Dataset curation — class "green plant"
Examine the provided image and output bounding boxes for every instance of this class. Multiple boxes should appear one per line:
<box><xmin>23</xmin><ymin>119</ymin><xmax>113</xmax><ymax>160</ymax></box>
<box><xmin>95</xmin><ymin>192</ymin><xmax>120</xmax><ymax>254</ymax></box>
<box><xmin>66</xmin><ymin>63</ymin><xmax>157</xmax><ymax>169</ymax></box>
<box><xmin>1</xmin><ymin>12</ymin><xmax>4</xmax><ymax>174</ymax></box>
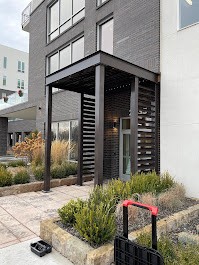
<box><xmin>58</xmin><ymin>199</ymin><xmax>86</xmax><ymax>225</ymax></box>
<box><xmin>64</xmin><ymin>162</ymin><xmax>78</xmax><ymax>176</ymax></box>
<box><xmin>8</xmin><ymin>160</ymin><xmax>26</xmax><ymax>167</ymax></box>
<box><xmin>51</xmin><ymin>164</ymin><xmax>66</xmax><ymax>179</ymax></box>
<box><xmin>0</xmin><ymin>163</ymin><xmax>7</xmax><ymax>169</ymax></box>
<box><xmin>0</xmin><ymin>166</ymin><xmax>13</xmax><ymax>187</ymax></box>
<box><xmin>75</xmin><ymin>201</ymin><xmax>116</xmax><ymax>246</ymax></box>
<box><xmin>32</xmin><ymin>165</ymin><xmax>44</xmax><ymax>181</ymax></box>
<box><xmin>13</xmin><ymin>170</ymin><xmax>30</xmax><ymax>184</ymax></box>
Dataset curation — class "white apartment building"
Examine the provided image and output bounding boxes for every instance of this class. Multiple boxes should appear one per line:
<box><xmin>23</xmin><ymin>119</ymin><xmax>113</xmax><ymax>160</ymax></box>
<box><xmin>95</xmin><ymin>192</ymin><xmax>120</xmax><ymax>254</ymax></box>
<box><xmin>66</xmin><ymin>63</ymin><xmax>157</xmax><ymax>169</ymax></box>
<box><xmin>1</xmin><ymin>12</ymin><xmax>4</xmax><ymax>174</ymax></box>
<box><xmin>161</xmin><ymin>0</ymin><xmax>199</xmax><ymax>198</ymax></box>
<box><xmin>0</xmin><ymin>44</ymin><xmax>29</xmax><ymax>99</ymax></box>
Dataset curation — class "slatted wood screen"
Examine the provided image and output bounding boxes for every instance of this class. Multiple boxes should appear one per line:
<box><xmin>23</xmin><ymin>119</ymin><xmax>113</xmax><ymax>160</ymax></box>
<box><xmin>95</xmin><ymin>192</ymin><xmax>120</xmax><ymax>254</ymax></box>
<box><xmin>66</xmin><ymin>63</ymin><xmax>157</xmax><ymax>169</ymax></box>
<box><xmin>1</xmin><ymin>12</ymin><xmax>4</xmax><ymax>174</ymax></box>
<box><xmin>137</xmin><ymin>84</ymin><xmax>158</xmax><ymax>172</ymax></box>
<box><xmin>82</xmin><ymin>94</ymin><xmax>95</xmax><ymax>176</ymax></box>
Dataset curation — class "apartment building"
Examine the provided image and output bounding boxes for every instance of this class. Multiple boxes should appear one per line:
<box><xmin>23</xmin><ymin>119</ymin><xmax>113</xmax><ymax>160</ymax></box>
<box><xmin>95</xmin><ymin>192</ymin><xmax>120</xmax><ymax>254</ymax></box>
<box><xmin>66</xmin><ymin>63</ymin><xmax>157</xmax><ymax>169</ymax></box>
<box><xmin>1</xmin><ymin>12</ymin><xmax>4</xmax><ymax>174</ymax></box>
<box><xmin>3</xmin><ymin>0</ymin><xmax>198</xmax><ymax>197</ymax></box>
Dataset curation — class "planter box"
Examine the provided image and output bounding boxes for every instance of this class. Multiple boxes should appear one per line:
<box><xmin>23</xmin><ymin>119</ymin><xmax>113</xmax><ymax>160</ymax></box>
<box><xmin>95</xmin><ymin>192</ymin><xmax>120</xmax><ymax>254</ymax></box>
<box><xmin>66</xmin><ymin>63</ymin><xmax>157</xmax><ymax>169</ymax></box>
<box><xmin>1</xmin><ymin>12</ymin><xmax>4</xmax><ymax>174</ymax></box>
<box><xmin>0</xmin><ymin>175</ymin><xmax>93</xmax><ymax>197</ymax></box>
<box><xmin>40</xmin><ymin>204</ymin><xmax>199</xmax><ymax>265</ymax></box>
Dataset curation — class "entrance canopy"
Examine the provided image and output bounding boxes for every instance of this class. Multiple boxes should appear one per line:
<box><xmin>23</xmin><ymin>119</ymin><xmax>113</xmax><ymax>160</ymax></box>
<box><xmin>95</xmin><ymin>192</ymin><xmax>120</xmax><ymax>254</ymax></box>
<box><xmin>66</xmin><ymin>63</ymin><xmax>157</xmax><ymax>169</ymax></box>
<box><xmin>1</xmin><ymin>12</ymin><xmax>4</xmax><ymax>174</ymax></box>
<box><xmin>44</xmin><ymin>51</ymin><xmax>160</xmax><ymax>191</ymax></box>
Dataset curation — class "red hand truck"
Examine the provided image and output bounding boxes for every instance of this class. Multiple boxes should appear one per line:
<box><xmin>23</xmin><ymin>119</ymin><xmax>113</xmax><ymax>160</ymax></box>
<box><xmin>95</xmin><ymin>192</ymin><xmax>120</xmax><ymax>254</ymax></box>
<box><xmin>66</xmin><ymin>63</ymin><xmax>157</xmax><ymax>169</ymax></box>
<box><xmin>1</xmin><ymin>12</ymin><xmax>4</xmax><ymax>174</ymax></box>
<box><xmin>114</xmin><ymin>200</ymin><xmax>164</xmax><ymax>265</ymax></box>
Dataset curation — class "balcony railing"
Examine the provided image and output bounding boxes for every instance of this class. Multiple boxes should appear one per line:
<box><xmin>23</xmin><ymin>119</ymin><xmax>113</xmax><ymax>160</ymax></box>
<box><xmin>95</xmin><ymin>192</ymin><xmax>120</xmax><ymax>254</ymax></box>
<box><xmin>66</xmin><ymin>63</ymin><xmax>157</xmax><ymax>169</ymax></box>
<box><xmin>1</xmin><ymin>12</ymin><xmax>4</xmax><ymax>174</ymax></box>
<box><xmin>0</xmin><ymin>89</ymin><xmax>28</xmax><ymax>111</ymax></box>
<box><xmin>21</xmin><ymin>2</ymin><xmax>32</xmax><ymax>28</ymax></box>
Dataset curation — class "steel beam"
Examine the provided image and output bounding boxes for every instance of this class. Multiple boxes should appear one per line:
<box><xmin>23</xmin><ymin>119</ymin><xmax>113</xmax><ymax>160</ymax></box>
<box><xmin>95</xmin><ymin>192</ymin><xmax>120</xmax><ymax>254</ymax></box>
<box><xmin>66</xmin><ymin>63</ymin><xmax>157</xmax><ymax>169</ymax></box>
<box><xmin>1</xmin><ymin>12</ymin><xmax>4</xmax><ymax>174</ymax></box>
<box><xmin>94</xmin><ymin>65</ymin><xmax>105</xmax><ymax>186</ymax></box>
<box><xmin>44</xmin><ymin>85</ymin><xmax>52</xmax><ymax>192</ymax></box>
<box><xmin>77</xmin><ymin>93</ymin><xmax>83</xmax><ymax>186</ymax></box>
<box><xmin>130</xmin><ymin>77</ymin><xmax>139</xmax><ymax>175</ymax></box>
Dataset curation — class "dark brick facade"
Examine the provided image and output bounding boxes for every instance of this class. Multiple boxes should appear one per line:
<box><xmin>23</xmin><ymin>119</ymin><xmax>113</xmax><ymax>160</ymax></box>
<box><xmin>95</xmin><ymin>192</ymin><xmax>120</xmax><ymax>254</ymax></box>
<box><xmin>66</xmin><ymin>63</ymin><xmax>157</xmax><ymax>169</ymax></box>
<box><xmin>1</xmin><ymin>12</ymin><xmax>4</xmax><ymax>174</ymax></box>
<box><xmin>0</xmin><ymin>117</ymin><xmax>8</xmax><ymax>155</ymax></box>
<box><xmin>104</xmin><ymin>87</ymin><xmax>130</xmax><ymax>179</ymax></box>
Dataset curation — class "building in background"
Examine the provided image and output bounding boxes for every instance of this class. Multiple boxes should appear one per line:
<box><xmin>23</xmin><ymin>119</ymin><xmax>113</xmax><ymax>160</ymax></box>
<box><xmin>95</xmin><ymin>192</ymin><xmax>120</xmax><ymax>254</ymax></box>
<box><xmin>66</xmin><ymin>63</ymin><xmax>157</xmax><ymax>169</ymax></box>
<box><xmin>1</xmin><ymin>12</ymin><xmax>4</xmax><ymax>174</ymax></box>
<box><xmin>161</xmin><ymin>0</ymin><xmax>199</xmax><ymax>197</ymax></box>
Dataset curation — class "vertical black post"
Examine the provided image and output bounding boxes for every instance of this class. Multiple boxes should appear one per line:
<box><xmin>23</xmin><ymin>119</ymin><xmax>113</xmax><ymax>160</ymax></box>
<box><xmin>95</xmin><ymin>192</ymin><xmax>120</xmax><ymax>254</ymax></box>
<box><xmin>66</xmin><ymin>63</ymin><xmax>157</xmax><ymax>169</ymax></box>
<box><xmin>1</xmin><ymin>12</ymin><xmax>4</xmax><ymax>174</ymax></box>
<box><xmin>123</xmin><ymin>206</ymin><xmax>128</xmax><ymax>238</ymax></box>
<box><xmin>77</xmin><ymin>93</ymin><xmax>83</xmax><ymax>186</ymax></box>
<box><xmin>155</xmin><ymin>84</ymin><xmax>160</xmax><ymax>174</ymax></box>
<box><xmin>44</xmin><ymin>85</ymin><xmax>52</xmax><ymax>192</ymax></box>
<box><xmin>94</xmin><ymin>65</ymin><xmax>105</xmax><ymax>186</ymax></box>
<box><xmin>152</xmin><ymin>215</ymin><xmax>157</xmax><ymax>250</ymax></box>
<box><xmin>130</xmin><ymin>77</ymin><xmax>139</xmax><ymax>175</ymax></box>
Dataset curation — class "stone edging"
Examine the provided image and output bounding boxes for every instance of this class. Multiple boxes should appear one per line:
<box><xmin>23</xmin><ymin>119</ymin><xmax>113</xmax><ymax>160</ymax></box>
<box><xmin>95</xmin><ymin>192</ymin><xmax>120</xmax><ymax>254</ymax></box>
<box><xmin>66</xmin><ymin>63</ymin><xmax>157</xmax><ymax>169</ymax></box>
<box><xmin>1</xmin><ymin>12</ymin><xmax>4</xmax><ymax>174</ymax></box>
<box><xmin>0</xmin><ymin>175</ymin><xmax>93</xmax><ymax>197</ymax></box>
<box><xmin>40</xmin><ymin>204</ymin><xmax>199</xmax><ymax>265</ymax></box>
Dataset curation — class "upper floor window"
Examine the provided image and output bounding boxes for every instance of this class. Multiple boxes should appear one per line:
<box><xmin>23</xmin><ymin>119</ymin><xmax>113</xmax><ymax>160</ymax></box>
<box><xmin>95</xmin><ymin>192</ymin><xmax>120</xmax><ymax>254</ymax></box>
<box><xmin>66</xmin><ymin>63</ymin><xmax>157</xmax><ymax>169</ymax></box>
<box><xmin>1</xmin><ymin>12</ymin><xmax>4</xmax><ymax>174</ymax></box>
<box><xmin>98</xmin><ymin>18</ymin><xmax>114</xmax><ymax>54</ymax></box>
<box><xmin>18</xmin><ymin>61</ymin><xmax>25</xmax><ymax>72</ymax></box>
<box><xmin>48</xmin><ymin>0</ymin><xmax>85</xmax><ymax>42</ymax></box>
<box><xmin>97</xmin><ymin>0</ymin><xmax>108</xmax><ymax>6</ymax></box>
<box><xmin>3</xmin><ymin>76</ymin><xmax>6</xmax><ymax>86</ymax></box>
<box><xmin>48</xmin><ymin>36</ymin><xmax>84</xmax><ymax>74</ymax></box>
<box><xmin>3</xmin><ymin>57</ymin><xmax>7</xmax><ymax>69</ymax></box>
<box><xmin>179</xmin><ymin>0</ymin><xmax>199</xmax><ymax>29</ymax></box>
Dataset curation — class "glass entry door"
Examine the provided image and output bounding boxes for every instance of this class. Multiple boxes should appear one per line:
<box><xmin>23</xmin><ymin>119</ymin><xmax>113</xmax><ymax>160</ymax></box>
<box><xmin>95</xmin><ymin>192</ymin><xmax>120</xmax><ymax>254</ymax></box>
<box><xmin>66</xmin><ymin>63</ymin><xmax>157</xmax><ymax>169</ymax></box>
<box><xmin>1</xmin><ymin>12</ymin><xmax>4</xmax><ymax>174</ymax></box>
<box><xmin>120</xmin><ymin>118</ymin><xmax>131</xmax><ymax>181</ymax></box>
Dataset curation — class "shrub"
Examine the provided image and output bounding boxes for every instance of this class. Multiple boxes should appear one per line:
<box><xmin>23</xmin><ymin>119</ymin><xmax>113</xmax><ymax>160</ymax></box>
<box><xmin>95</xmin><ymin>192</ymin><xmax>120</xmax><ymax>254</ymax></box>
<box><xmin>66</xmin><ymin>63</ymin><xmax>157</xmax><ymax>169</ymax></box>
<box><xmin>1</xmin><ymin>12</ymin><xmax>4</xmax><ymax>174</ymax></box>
<box><xmin>158</xmin><ymin>184</ymin><xmax>186</xmax><ymax>210</ymax></box>
<box><xmin>51</xmin><ymin>164</ymin><xmax>65</xmax><ymax>179</ymax></box>
<box><xmin>65</xmin><ymin>163</ymin><xmax>78</xmax><ymax>176</ymax></box>
<box><xmin>32</xmin><ymin>165</ymin><xmax>44</xmax><ymax>181</ymax></box>
<box><xmin>130</xmin><ymin>171</ymin><xmax>175</xmax><ymax>195</ymax></box>
<box><xmin>0</xmin><ymin>167</ymin><xmax>13</xmax><ymax>187</ymax></box>
<box><xmin>58</xmin><ymin>199</ymin><xmax>86</xmax><ymax>225</ymax></box>
<box><xmin>12</xmin><ymin>131</ymin><xmax>44</xmax><ymax>163</ymax></box>
<box><xmin>8</xmin><ymin>160</ymin><xmax>26</xmax><ymax>167</ymax></box>
<box><xmin>75</xmin><ymin>201</ymin><xmax>116</xmax><ymax>246</ymax></box>
<box><xmin>0</xmin><ymin>163</ymin><xmax>7</xmax><ymax>169</ymax></box>
<box><xmin>13</xmin><ymin>170</ymin><xmax>30</xmax><ymax>184</ymax></box>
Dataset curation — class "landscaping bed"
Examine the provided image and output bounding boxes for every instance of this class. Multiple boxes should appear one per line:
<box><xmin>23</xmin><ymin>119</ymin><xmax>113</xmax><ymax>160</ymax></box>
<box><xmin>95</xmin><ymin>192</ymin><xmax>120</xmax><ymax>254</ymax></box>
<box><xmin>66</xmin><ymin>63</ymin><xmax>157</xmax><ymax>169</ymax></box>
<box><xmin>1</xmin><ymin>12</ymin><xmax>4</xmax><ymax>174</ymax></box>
<box><xmin>40</xmin><ymin>171</ymin><xmax>199</xmax><ymax>265</ymax></box>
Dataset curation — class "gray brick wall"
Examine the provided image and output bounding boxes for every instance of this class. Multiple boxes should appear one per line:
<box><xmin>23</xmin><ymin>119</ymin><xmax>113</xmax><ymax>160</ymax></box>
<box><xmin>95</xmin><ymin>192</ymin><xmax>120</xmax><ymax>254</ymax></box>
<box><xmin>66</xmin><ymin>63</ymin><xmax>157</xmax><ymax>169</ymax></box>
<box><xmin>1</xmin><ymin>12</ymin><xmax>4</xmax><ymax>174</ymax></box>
<box><xmin>27</xmin><ymin>0</ymin><xmax>160</xmax><ymax>132</ymax></box>
<box><xmin>0</xmin><ymin>117</ymin><xmax>8</xmax><ymax>155</ymax></box>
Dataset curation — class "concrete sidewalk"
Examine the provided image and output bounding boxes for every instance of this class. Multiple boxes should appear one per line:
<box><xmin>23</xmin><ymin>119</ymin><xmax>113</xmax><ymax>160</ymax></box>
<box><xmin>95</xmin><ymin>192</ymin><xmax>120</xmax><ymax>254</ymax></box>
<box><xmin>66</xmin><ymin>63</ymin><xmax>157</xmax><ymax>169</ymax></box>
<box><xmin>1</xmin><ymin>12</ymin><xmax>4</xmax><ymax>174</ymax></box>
<box><xmin>0</xmin><ymin>181</ymin><xmax>93</xmax><ymax>249</ymax></box>
<box><xmin>0</xmin><ymin>238</ymin><xmax>74</xmax><ymax>265</ymax></box>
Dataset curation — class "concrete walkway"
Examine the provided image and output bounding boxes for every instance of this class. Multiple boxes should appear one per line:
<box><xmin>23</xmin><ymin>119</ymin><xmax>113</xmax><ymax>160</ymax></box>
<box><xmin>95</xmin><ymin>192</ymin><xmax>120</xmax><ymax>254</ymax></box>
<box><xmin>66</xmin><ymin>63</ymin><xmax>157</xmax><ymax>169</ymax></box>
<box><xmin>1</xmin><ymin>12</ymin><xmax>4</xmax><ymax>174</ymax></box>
<box><xmin>0</xmin><ymin>237</ymin><xmax>74</xmax><ymax>265</ymax></box>
<box><xmin>0</xmin><ymin>181</ymin><xmax>93</xmax><ymax>249</ymax></box>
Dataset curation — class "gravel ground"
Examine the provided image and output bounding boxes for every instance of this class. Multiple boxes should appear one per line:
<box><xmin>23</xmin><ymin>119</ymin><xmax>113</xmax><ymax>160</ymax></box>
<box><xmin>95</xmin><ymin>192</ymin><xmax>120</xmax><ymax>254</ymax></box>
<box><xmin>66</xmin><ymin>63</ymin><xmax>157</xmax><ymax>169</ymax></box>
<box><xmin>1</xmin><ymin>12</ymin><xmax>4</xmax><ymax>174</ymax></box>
<box><xmin>57</xmin><ymin>198</ymin><xmax>198</xmax><ymax>248</ymax></box>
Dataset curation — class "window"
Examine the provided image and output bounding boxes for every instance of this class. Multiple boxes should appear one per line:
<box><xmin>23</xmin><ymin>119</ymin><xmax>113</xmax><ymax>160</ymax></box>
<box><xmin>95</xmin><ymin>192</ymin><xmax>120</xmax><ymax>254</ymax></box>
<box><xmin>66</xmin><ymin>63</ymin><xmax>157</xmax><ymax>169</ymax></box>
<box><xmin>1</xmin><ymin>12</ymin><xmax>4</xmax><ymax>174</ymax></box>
<box><xmin>48</xmin><ymin>0</ymin><xmax>85</xmax><ymax>42</ymax></box>
<box><xmin>22</xmin><ymin>62</ymin><xmax>25</xmax><ymax>73</ymax></box>
<box><xmin>18</xmin><ymin>61</ymin><xmax>25</xmax><ymax>72</ymax></box>
<box><xmin>48</xmin><ymin>36</ymin><xmax>84</xmax><ymax>74</ymax></box>
<box><xmin>21</xmin><ymin>80</ymin><xmax>24</xmax><ymax>89</ymax></box>
<box><xmin>179</xmin><ymin>0</ymin><xmax>199</xmax><ymax>29</ymax></box>
<box><xmin>97</xmin><ymin>0</ymin><xmax>107</xmax><ymax>6</ymax></box>
<box><xmin>51</xmin><ymin>120</ymin><xmax>78</xmax><ymax>160</ymax></box>
<box><xmin>17</xmin><ymin>79</ymin><xmax>21</xmax><ymax>88</ymax></box>
<box><xmin>98</xmin><ymin>18</ymin><xmax>113</xmax><ymax>54</ymax></box>
<box><xmin>3</xmin><ymin>76</ymin><xmax>6</xmax><ymax>86</ymax></box>
<box><xmin>3</xmin><ymin>57</ymin><xmax>7</xmax><ymax>69</ymax></box>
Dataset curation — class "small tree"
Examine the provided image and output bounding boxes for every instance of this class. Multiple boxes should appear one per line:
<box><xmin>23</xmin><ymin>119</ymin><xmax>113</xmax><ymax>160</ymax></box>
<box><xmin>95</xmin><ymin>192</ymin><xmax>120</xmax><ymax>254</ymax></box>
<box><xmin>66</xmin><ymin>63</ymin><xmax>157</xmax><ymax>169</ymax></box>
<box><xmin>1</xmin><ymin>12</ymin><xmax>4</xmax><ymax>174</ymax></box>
<box><xmin>12</xmin><ymin>131</ymin><xmax>44</xmax><ymax>163</ymax></box>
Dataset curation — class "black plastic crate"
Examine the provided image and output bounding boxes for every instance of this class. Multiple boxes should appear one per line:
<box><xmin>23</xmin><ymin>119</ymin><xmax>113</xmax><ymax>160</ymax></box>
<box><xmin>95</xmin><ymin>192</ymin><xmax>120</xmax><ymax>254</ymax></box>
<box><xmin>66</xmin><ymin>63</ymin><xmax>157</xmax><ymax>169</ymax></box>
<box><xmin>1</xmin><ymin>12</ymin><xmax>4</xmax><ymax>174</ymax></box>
<box><xmin>114</xmin><ymin>200</ymin><xmax>164</xmax><ymax>265</ymax></box>
<box><xmin>115</xmin><ymin>236</ymin><xmax>164</xmax><ymax>265</ymax></box>
<box><xmin>30</xmin><ymin>240</ymin><xmax>52</xmax><ymax>257</ymax></box>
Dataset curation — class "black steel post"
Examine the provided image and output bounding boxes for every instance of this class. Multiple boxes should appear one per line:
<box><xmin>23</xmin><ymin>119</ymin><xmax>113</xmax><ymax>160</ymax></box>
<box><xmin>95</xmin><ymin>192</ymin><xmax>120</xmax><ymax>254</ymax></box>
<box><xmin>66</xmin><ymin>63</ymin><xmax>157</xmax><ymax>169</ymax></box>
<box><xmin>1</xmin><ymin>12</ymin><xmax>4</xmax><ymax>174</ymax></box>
<box><xmin>152</xmin><ymin>215</ymin><xmax>157</xmax><ymax>250</ymax></box>
<box><xmin>77</xmin><ymin>93</ymin><xmax>83</xmax><ymax>186</ymax></box>
<box><xmin>94</xmin><ymin>65</ymin><xmax>105</xmax><ymax>186</ymax></box>
<box><xmin>123</xmin><ymin>206</ymin><xmax>129</xmax><ymax>239</ymax></box>
<box><xmin>130</xmin><ymin>77</ymin><xmax>139</xmax><ymax>175</ymax></box>
<box><xmin>44</xmin><ymin>85</ymin><xmax>52</xmax><ymax>192</ymax></box>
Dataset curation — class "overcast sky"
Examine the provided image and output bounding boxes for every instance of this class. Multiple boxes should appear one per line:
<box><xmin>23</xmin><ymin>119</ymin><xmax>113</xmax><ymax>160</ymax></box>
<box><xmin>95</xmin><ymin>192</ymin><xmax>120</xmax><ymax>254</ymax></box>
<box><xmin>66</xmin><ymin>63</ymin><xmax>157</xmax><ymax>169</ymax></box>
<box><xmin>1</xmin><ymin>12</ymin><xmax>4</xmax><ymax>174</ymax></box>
<box><xmin>0</xmin><ymin>0</ymin><xmax>30</xmax><ymax>52</ymax></box>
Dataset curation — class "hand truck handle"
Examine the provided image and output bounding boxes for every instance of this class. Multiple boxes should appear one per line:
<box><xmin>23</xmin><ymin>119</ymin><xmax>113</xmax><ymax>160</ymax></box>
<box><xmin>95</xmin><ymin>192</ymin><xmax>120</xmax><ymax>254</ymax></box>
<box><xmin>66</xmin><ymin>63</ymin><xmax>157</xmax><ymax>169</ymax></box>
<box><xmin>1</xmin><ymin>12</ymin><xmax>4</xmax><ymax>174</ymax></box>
<box><xmin>122</xmin><ymin>200</ymin><xmax>158</xmax><ymax>250</ymax></box>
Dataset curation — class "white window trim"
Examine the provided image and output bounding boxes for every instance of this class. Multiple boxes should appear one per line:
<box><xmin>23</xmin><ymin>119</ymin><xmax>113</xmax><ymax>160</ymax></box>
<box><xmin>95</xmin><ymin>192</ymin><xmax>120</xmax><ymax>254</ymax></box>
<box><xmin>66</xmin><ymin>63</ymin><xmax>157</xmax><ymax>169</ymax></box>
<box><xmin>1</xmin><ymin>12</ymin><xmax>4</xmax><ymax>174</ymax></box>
<box><xmin>47</xmin><ymin>0</ymin><xmax>85</xmax><ymax>43</ymax></box>
<box><xmin>47</xmin><ymin>35</ymin><xmax>84</xmax><ymax>74</ymax></box>
<box><xmin>97</xmin><ymin>16</ymin><xmax>113</xmax><ymax>52</ymax></box>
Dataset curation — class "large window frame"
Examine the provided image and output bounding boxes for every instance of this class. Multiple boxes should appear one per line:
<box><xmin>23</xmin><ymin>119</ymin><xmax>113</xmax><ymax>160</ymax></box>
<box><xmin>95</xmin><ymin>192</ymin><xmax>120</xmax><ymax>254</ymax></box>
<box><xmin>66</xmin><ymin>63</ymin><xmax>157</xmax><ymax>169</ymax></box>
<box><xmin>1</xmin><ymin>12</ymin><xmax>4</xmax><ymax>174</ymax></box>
<box><xmin>178</xmin><ymin>0</ymin><xmax>199</xmax><ymax>30</ymax></box>
<box><xmin>3</xmin><ymin>57</ymin><xmax>7</xmax><ymax>69</ymax></box>
<box><xmin>48</xmin><ymin>0</ymin><xmax>85</xmax><ymax>42</ymax></box>
<box><xmin>52</xmin><ymin>120</ymin><xmax>78</xmax><ymax>161</ymax></box>
<box><xmin>97</xmin><ymin>17</ymin><xmax>114</xmax><ymax>55</ymax></box>
<box><xmin>48</xmin><ymin>35</ymin><xmax>84</xmax><ymax>74</ymax></box>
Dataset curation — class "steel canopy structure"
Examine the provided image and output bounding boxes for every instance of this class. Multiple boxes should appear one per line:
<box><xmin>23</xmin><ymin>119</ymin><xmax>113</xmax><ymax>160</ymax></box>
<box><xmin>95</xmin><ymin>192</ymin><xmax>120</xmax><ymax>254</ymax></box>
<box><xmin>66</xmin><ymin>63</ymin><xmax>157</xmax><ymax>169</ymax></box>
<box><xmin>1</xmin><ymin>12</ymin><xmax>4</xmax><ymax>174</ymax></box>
<box><xmin>44</xmin><ymin>51</ymin><xmax>160</xmax><ymax>192</ymax></box>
